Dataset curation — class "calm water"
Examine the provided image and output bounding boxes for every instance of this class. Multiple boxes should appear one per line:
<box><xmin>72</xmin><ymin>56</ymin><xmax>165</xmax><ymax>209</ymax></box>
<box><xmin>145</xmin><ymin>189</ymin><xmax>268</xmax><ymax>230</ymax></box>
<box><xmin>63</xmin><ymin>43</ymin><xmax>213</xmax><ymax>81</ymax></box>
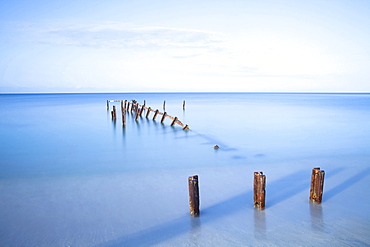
<box><xmin>1</xmin><ymin>93</ymin><xmax>370</xmax><ymax>246</ymax></box>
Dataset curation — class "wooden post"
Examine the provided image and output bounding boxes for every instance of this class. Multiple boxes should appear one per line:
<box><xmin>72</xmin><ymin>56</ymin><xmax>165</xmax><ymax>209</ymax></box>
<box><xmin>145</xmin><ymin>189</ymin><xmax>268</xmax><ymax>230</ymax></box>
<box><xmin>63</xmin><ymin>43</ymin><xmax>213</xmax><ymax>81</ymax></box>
<box><xmin>171</xmin><ymin>117</ymin><xmax>178</xmax><ymax>126</ymax></box>
<box><xmin>107</xmin><ymin>100</ymin><xmax>109</xmax><ymax>110</ymax></box>
<box><xmin>188</xmin><ymin>175</ymin><xmax>200</xmax><ymax>217</ymax></box>
<box><xmin>254</xmin><ymin>172</ymin><xmax>266</xmax><ymax>210</ymax></box>
<box><xmin>112</xmin><ymin>105</ymin><xmax>117</xmax><ymax>119</ymax></box>
<box><xmin>310</xmin><ymin>168</ymin><xmax>325</xmax><ymax>204</ymax></box>
<box><xmin>163</xmin><ymin>100</ymin><xmax>166</xmax><ymax>110</ymax></box>
<box><xmin>146</xmin><ymin>107</ymin><xmax>151</xmax><ymax>118</ymax></box>
<box><xmin>122</xmin><ymin>108</ymin><xmax>126</xmax><ymax>126</ymax></box>
<box><xmin>139</xmin><ymin>105</ymin><xmax>145</xmax><ymax>116</ymax></box>
<box><xmin>135</xmin><ymin>107</ymin><xmax>141</xmax><ymax>121</ymax></box>
<box><xmin>183</xmin><ymin>100</ymin><xmax>185</xmax><ymax>110</ymax></box>
<box><xmin>161</xmin><ymin>112</ymin><xmax>167</xmax><ymax>123</ymax></box>
<box><xmin>153</xmin><ymin>109</ymin><xmax>159</xmax><ymax>120</ymax></box>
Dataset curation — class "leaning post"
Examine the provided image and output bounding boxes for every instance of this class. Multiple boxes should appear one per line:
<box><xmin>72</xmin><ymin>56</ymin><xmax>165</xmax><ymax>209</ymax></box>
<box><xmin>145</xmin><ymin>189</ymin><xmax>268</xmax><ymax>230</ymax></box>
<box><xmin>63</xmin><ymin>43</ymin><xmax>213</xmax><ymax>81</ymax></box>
<box><xmin>161</xmin><ymin>112</ymin><xmax>167</xmax><ymax>123</ymax></box>
<box><xmin>171</xmin><ymin>117</ymin><xmax>178</xmax><ymax>126</ymax></box>
<box><xmin>146</xmin><ymin>107</ymin><xmax>151</xmax><ymax>118</ymax></box>
<box><xmin>153</xmin><ymin>109</ymin><xmax>159</xmax><ymax>120</ymax></box>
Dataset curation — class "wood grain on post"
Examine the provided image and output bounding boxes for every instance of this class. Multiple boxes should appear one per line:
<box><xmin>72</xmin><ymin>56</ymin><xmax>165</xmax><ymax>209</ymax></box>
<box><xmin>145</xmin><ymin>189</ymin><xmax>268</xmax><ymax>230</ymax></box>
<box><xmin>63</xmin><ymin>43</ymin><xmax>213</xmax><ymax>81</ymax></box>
<box><xmin>310</xmin><ymin>168</ymin><xmax>325</xmax><ymax>204</ymax></box>
<box><xmin>161</xmin><ymin>112</ymin><xmax>167</xmax><ymax>123</ymax></box>
<box><xmin>254</xmin><ymin>172</ymin><xmax>266</xmax><ymax>210</ymax></box>
<box><xmin>188</xmin><ymin>175</ymin><xmax>200</xmax><ymax>217</ymax></box>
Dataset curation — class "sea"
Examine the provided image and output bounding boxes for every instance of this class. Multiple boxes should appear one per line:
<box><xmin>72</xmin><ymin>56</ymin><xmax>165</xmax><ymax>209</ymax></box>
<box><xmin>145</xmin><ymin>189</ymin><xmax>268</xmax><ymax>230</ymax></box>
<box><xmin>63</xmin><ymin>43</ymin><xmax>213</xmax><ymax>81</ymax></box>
<box><xmin>1</xmin><ymin>93</ymin><xmax>370</xmax><ymax>246</ymax></box>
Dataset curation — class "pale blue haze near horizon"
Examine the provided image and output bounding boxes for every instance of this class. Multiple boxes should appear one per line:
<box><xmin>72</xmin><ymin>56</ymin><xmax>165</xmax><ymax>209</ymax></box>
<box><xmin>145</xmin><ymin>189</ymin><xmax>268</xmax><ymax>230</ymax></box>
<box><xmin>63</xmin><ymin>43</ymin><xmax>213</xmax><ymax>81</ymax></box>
<box><xmin>1</xmin><ymin>0</ymin><xmax>370</xmax><ymax>93</ymax></box>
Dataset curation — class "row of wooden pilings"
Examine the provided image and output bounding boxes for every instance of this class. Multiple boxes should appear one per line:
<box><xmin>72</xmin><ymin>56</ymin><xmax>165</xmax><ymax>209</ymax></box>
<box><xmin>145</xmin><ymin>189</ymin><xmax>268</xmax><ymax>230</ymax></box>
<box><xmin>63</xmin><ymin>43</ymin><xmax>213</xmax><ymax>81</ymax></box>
<box><xmin>188</xmin><ymin>167</ymin><xmax>325</xmax><ymax>216</ymax></box>
<box><xmin>107</xmin><ymin>100</ymin><xmax>189</xmax><ymax>130</ymax></box>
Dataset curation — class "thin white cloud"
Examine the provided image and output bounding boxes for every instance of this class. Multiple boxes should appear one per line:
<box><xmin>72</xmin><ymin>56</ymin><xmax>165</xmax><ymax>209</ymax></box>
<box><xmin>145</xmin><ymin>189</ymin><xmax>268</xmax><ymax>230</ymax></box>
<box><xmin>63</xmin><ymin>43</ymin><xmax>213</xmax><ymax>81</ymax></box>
<box><xmin>18</xmin><ymin>21</ymin><xmax>225</xmax><ymax>51</ymax></box>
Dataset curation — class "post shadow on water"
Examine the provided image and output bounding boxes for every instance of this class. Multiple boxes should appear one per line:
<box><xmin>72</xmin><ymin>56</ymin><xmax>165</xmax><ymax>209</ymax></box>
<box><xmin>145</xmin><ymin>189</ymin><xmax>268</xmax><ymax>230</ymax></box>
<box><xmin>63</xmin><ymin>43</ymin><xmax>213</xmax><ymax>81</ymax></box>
<box><xmin>267</xmin><ymin>167</ymin><xmax>344</xmax><ymax>208</ymax></box>
<box><xmin>96</xmin><ymin>167</ymin><xmax>341</xmax><ymax>247</ymax></box>
<box><xmin>324</xmin><ymin>166</ymin><xmax>370</xmax><ymax>202</ymax></box>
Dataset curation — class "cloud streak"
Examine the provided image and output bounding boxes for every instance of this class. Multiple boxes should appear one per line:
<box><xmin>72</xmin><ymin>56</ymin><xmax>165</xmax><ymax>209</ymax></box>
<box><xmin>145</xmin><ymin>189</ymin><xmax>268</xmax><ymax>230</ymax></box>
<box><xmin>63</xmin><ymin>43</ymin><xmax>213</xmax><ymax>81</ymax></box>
<box><xmin>19</xmin><ymin>21</ymin><xmax>225</xmax><ymax>51</ymax></box>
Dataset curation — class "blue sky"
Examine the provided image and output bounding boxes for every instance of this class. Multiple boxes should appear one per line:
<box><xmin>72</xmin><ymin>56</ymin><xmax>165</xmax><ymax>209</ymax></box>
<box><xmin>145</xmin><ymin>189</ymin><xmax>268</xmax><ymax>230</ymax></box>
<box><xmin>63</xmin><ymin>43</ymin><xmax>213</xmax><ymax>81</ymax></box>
<box><xmin>1</xmin><ymin>0</ymin><xmax>369</xmax><ymax>92</ymax></box>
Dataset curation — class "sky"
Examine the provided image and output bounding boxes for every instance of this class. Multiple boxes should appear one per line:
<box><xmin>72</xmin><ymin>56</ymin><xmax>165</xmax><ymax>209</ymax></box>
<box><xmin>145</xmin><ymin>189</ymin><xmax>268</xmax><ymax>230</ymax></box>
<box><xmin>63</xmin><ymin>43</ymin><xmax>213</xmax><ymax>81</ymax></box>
<box><xmin>0</xmin><ymin>0</ymin><xmax>369</xmax><ymax>93</ymax></box>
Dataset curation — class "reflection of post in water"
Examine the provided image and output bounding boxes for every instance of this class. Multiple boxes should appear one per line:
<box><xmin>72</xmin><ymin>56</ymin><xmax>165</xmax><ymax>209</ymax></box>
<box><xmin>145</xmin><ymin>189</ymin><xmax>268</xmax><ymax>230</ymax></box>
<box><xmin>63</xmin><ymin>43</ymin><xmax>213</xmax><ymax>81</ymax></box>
<box><xmin>254</xmin><ymin>209</ymin><xmax>266</xmax><ymax>239</ymax></box>
<box><xmin>310</xmin><ymin>203</ymin><xmax>324</xmax><ymax>231</ymax></box>
<box><xmin>190</xmin><ymin>216</ymin><xmax>201</xmax><ymax>237</ymax></box>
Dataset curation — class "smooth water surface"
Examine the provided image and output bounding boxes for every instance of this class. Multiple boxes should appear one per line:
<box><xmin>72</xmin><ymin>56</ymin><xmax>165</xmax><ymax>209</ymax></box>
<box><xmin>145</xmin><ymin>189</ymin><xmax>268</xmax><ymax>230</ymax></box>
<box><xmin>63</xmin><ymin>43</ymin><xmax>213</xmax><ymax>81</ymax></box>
<box><xmin>1</xmin><ymin>93</ymin><xmax>370</xmax><ymax>246</ymax></box>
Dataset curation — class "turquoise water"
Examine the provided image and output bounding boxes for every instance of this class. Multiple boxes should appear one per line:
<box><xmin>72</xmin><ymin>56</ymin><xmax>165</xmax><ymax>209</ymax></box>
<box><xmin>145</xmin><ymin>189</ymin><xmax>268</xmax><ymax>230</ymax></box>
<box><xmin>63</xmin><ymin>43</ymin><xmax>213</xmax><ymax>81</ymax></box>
<box><xmin>1</xmin><ymin>93</ymin><xmax>370</xmax><ymax>246</ymax></box>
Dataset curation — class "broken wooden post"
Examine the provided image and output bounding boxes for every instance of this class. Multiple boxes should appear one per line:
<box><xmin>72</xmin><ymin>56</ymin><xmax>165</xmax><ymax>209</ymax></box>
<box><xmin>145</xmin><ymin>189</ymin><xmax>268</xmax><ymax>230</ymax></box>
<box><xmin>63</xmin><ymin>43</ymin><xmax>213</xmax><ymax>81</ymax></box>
<box><xmin>163</xmin><ymin>100</ymin><xmax>166</xmax><ymax>110</ymax></box>
<box><xmin>254</xmin><ymin>172</ymin><xmax>266</xmax><ymax>210</ymax></box>
<box><xmin>188</xmin><ymin>175</ymin><xmax>200</xmax><ymax>217</ymax></box>
<box><xmin>171</xmin><ymin>117</ymin><xmax>178</xmax><ymax>126</ymax></box>
<box><xmin>139</xmin><ymin>105</ymin><xmax>145</xmax><ymax>116</ymax></box>
<box><xmin>153</xmin><ymin>109</ymin><xmax>159</xmax><ymax>120</ymax></box>
<box><xmin>161</xmin><ymin>112</ymin><xmax>167</xmax><ymax>123</ymax></box>
<box><xmin>135</xmin><ymin>107</ymin><xmax>141</xmax><ymax>121</ymax></box>
<box><xmin>130</xmin><ymin>102</ymin><xmax>133</xmax><ymax>113</ymax></box>
<box><xmin>111</xmin><ymin>105</ymin><xmax>117</xmax><ymax>119</ymax></box>
<box><xmin>122</xmin><ymin>101</ymin><xmax>126</xmax><ymax>126</ymax></box>
<box><xmin>146</xmin><ymin>107</ymin><xmax>151</xmax><ymax>118</ymax></box>
<box><xmin>310</xmin><ymin>168</ymin><xmax>325</xmax><ymax>204</ymax></box>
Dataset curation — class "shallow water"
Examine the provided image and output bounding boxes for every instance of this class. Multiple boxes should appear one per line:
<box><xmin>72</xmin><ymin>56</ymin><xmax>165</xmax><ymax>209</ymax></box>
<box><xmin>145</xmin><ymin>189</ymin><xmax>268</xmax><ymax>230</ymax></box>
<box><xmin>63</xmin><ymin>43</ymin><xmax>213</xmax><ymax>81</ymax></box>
<box><xmin>1</xmin><ymin>93</ymin><xmax>370</xmax><ymax>246</ymax></box>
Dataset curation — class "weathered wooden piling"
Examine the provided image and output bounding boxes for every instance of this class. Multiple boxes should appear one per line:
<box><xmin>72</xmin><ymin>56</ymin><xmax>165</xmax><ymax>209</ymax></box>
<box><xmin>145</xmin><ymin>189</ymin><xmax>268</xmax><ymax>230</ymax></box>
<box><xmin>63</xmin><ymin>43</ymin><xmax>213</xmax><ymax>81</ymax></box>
<box><xmin>107</xmin><ymin>100</ymin><xmax>109</xmax><ymax>110</ymax></box>
<box><xmin>161</xmin><ymin>112</ymin><xmax>167</xmax><ymax>123</ymax></box>
<box><xmin>310</xmin><ymin>168</ymin><xmax>325</xmax><ymax>204</ymax></box>
<box><xmin>139</xmin><ymin>105</ymin><xmax>145</xmax><ymax>116</ymax></box>
<box><xmin>188</xmin><ymin>175</ymin><xmax>200</xmax><ymax>217</ymax></box>
<box><xmin>183</xmin><ymin>100</ymin><xmax>185</xmax><ymax>110</ymax></box>
<box><xmin>146</xmin><ymin>107</ymin><xmax>151</xmax><ymax>118</ymax></box>
<box><xmin>171</xmin><ymin>117</ymin><xmax>178</xmax><ymax>126</ymax></box>
<box><xmin>153</xmin><ymin>109</ymin><xmax>159</xmax><ymax>120</ymax></box>
<box><xmin>163</xmin><ymin>100</ymin><xmax>166</xmax><ymax>110</ymax></box>
<box><xmin>135</xmin><ymin>107</ymin><xmax>141</xmax><ymax>121</ymax></box>
<box><xmin>254</xmin><ymin>172</ymin><xmax>266</xmax><ymax>210</ymax></box>
<box><xmin>111</xmin><ymin>105</ymin><xmax>117</xmax><ymax>119</ymax></box>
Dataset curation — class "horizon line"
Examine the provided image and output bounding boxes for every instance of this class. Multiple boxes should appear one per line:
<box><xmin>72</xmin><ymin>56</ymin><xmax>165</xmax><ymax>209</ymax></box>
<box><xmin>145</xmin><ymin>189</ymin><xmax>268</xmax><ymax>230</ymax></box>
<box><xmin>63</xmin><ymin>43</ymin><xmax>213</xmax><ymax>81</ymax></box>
<box><xmin>1</xmin><ymin>91</ymin><xmax>370</xmax><ymax>94</ymax></box>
